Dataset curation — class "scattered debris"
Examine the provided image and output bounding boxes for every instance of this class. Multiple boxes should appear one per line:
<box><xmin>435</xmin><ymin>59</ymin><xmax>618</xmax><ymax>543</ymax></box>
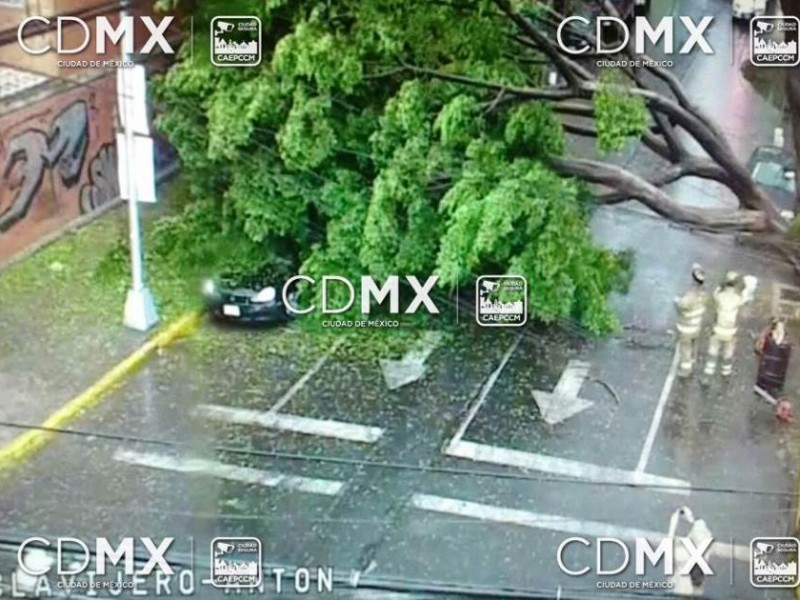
<box><xmin>754</xmin><ymin>385</ymin><xmax>795</xmax><ymax>423</ymax></box>
<box><xmin>588</xmin><ymin>377</ymin><xmax>622</xmax><ymax>405</ymax></box>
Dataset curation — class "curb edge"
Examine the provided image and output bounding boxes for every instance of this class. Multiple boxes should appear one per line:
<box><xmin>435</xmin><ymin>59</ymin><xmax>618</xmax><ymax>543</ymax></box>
<box><xmin>0</xmin><ymin>310</ymin><xmax>203</xmax><ymax>471</ymax></box>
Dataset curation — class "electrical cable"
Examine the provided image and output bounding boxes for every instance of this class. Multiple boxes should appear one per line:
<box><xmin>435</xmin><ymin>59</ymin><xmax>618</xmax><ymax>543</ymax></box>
<box><xmin>0</xmin><ymin>38</ymin><xmax>790</xmax><ymax>600</ymax></box>
<box><xmin>0</xmin><ymin>419</ymin><xmax>795</xmax><ymax>499</ymax></box>
<box><xmin>0</xmin><ymin>0</ymin><xmax>792</xmax><ymax>263</ymax></box>
<box><xmin>0</xmin><ymin>0</ymin><xmax>796</xmax><ymax>505</ymax></box>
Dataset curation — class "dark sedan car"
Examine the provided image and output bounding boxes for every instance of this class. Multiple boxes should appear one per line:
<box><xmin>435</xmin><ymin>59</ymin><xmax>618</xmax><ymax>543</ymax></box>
<box><xmin>202</xmin><ymin>274</ymin><xmax>296</xmax><ymax>324</ymax></box>
<box><xmin>747</xmin><ymin>145</ymin><xmax>797</xmax><ymax>219</ymax></box>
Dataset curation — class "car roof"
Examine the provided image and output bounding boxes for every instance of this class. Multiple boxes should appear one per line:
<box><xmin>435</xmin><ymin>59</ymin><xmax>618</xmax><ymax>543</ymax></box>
<box><xmin>748</xmin><ymin>145</ymin><xmax>794</xmax><ymax>169</ymax></box>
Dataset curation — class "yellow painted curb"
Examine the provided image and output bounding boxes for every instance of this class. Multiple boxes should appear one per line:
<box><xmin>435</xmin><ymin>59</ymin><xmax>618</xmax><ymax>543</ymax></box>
<box><xmin>0</xmin><ymin>310</ymin><xmax>204</xmax><ymax>471</ymax></box>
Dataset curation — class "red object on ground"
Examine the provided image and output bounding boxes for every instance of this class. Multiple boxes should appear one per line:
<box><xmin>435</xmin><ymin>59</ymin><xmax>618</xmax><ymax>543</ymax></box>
<box><xmin>775</xmin><ymin>399</ymin><xmax>794</xmax><ymax>423</ymax></box>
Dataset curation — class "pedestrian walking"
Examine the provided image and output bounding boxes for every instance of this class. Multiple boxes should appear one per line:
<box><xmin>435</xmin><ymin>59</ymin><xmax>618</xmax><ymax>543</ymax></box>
<box><xmin>703</xmin><ymin>271</ymin><xmax>756</xmax><ymax>377</ymax></box>
<box><xmin>674</xmin><ymin>264</ymin><xmax>707</xmax><ymax>378</ymax></box>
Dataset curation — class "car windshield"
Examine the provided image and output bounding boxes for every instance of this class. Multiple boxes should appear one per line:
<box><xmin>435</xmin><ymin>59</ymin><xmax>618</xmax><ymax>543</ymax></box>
<box><xmin>3</xmin><ymin>1</ymin><xmax>800</xmax><ymax>599</ymax></box>
<box><xmin>753</xmin><ymin>160</ymin><xmax>797</xmax><ymax>193</ymax></box>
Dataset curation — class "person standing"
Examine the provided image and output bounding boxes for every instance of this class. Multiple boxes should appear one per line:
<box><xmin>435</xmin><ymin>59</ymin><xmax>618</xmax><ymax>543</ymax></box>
<box><xmin>674</xmin><ymin>264</ymin><xmax>708</xmax><ymax>378</ymax></box>
<box><xmin>704</xmin><ymin>272</ymin><xmax>756</xmax><ymax>377</ymax></box>
<box><xmin>755</xmin><ymin>317</ymin><xmax>792</xmax><ymax>397</ymax></box>
<box><xmin>667</xmin><ymin>506</ymin><xmax>713</xmax><ymax>597</ymax></box>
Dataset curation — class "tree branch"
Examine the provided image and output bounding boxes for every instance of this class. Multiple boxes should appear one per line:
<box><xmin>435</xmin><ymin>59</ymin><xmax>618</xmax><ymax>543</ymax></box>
<box><xmin>550</xmin><ymin>156</ymin><xmax>769</xmax><ymax>232</ymax></box>
<box><xmin>403</xmin><ymin>64</ymin><xmax>576</xmax><ymax>101</ymax></box>
<box><xmin>496</xmin><ymin>0</ymin><xmax>592</xmax><ymax>86</ymax></box>
<box><xmin>596</xmin><ymin>157</ymin><xmax>730</xmax><ymax>203</ymax></box>
<box><xmin>562</xmin><ymin>122</ymin><xmax>598</xmax><ymax>138</ymax></box>
<box><xmin>651</xmin><ymin>112</ymin><xmax>686</xmax><ymax>160</ymax></box>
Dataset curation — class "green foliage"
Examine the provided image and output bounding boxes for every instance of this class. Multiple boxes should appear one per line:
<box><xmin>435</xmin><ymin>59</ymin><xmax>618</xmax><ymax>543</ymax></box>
<box><xmin>273</xmin><ymin>20</ymin><xmax>362</xmax><ymax>93</ymax></box>
<box><xmin>278</xmin><ymin>90</ymin><xmax>337</xmax><ymax>169</ymax></box>
<box><xmin>594</xmin><ymin>71</ymin><xmax>649</xmax><ymax>154</ymax></box>
<box><xmin>151</xmin><ymin>0</ymin><xmax>633</xmax><ymax>335</ymax></box>
<box><xmin>437</xmin><ymin>153</ymin><xmax>629</xmax><ymax>334</ymax></box>
<box><xmin>505</xmin><ymin>102</ymin><xmax>566</xmax><ymax>158</ymax></box>
<box><xmin>788</xmin><ymin>215</ymin><xmax>800</xmax><ymax>240</ymax></box>
<box><xmin>435</xmin><ymin>95</ymin><xmax>482</xmax><ymax>150</ymax></box>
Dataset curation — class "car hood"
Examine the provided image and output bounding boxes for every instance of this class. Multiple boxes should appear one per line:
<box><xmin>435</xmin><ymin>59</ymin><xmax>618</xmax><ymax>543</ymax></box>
<box><xmin>218</xmin><ymin>275</ymin><xmax>272</xmax><ymax>292</ymax></box>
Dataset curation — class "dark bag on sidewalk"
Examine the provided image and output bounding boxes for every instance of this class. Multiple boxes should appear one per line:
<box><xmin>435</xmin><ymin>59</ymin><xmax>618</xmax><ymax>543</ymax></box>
<box><xmin>756</xmin><ymin>337</ymin><xmax>792</xmax><ymax>397</ymax></box>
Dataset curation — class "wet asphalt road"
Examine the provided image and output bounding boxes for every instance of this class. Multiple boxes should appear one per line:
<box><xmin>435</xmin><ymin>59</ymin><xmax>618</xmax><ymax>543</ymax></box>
<box><xmin>1</xmin><ymin>0</ymin><xmax>799</xmax><ymax>599</ymax></box>
<box><xmin>0</xmin><ymin>305</ymin><xmax>796</xmax><ymax>600</ymax></box>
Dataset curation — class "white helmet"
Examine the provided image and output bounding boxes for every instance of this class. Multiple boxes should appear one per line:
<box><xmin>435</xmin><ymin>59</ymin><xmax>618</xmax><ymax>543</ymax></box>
<box><xmin>691</xmin><ymin>263</ymin><xmax>705</xmax><ymax>284</ymax></box>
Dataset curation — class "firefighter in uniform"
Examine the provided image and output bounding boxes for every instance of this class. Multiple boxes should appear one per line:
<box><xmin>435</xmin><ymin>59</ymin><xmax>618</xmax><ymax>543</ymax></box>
<box><xmin>668</xmin><ymin>506</ymin><xmax>713</xmax><ymax>596</ymax></box>
<box><xmin>674</xmin><ymin>264</ymin><xmax>707</xmax><ymax>378</ymax></box>
<box><xmin>704</xmin><ymin>272</ymin><xmax>755</xmax><ymax>377</ymax></box>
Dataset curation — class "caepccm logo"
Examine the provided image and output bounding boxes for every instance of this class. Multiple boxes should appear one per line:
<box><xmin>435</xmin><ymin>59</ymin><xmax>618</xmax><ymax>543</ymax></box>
<box><xmin>282</xmin><ymin>275</ymin><xmax>440</xmax><ymax>315</ymax></box>
<box><xmin>556</xmin><ymin>16</ymin><xmax>714</xmax><ymax>55</ymax></box>
<box><xmin>750</xmin><ymin>16</ymin><xmax>800</xmax><ymax>68</ymax></box>
<box><xmin>557</xmin><ymin>537</ymin><xmax>714</xmax><ymax>578</ymax></box>
<box><xmin>750</xmin><ymin>537</ymin><xmax>800</xmax><ymax>588</ymax></box>
<box><xmin>17</xmin><ymin>16</ymin><xmax>175</xmax><ymax>55</ymax></box>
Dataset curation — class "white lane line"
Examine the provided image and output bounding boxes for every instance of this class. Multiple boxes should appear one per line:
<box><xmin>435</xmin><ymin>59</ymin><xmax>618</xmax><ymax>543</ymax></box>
<box><xmin>411</xmin><ymin>493</ymin><xmax>749</xmax><ymax>563</ymax></box>
<box><xmin>447</xmin><ymin>440</ymin><xmax>691</xmax><ymax>495</ymax></box>
<box><xmin>635</xmin><ymin>345</ymin><xmax>679</xmax><ymax>473</ymax></box>
<box><xmin>446</xmin><ymin>336</ymin><xmax>521</xmax><ymax>449</ymax></box>
<box><xmin>268</xmin><ymin>338</ymin><xmax>345</xmax><ymax>415</ymax></box>
<box><xmin>114</xmin><ymin>449</ymin><xmax>344</xmax><ymax>496</ymax></box>
<box><xmin>197</xmin><ymin>404</ymin><xmax>384</xmax><ymax>444</ymax></box>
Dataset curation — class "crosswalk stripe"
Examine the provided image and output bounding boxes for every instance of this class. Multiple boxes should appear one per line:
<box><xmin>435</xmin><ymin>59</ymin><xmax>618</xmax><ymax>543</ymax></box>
<box><xmin>410</xmin><ymin>493</ymin><xmax>750</xmax><ymax>563</ymax></box>
<box><xmin>446</xmin><ymin>440</ymin><xmax>691</xmax><ymax>495</ymax></box>
<box><xmin>196</xmin><ymin>404</ymin><xmax>384</xmax><ymax>443</ymax></box>
<box><xmin>114</xmin><ymin>449</ymin><xmax>344</xmax><ymax>496</ymax></box>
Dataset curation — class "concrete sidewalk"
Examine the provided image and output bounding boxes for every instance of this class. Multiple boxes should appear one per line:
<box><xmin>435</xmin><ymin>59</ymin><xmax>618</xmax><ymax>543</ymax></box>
<box><xmin>0</xmin><ymin>205</ymin><xmax>198</xmax><ymax>453</ymax></box>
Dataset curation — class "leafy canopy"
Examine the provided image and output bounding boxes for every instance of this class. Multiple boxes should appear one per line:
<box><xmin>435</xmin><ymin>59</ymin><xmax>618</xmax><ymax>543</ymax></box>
<box><xmin>151</xmin><ymin>0</ymin><xmax>633</xmax><ymax>334</ymax></box>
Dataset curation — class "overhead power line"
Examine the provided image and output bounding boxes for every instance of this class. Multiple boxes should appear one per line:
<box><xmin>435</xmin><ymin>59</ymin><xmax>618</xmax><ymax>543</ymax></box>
<box><xmin>0</xmin><ymin>419</ymin><xmax>794</xmax><ymax>499</ymax></box>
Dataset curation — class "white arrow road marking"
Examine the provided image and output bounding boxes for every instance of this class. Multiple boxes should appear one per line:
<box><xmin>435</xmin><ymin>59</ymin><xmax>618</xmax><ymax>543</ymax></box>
<box><xmin>196</xmin><ymin>404</ymin><xmax>384</xmax><ymax>444</ymax></box>
<box><xmin>380</xmin><ymin>331</ymin><xmax>444</xmax><ymax>390</ymax></box>
<box><xmin>114</xmin><ymin>449</ymin><xmax>344</xmax><ymax>496</ymax></box>
<box><xmin>447</xmin><ymin>440</ymin><xmax>691</xmax><ymax>495</ymax></box>
<box><xmin>533</xmin><ymin>360</ymin><xmax>594</xmax><ymax>425</ymax></box>
<box><xmin>410</xmin><ymin>493</ymin><xmax>749</xmax><ymax>563</ymax></box>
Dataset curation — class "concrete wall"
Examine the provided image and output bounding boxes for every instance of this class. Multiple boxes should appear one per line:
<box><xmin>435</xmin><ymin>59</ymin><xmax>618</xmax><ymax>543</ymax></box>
<box><xmin>0</xmin><ymin>74</ymin><xmax>118</xmax><ymax>261</ymax></box>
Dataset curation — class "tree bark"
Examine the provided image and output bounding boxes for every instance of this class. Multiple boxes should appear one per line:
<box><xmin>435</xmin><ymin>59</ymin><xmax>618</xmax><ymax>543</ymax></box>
<box><xmin>489</xmin><ymin>0</ymin><xmax>788</xmax><ymax>232</ymax></box>
<box><xmin>550</xmin><ymin>157</ymin><xmax>769</xmax><ymax>232</ymax></box>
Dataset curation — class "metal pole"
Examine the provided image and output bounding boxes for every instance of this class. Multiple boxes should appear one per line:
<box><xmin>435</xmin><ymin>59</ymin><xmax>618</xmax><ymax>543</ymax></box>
<box><xmin>123</xmin><ymin>72</ymin><xmax>143</xmax><ymax>291</ymax></box>
<box><xmin>121</xmin><ymin>0</ymin><xmax>159</xmax><ymax>331</ymax></box>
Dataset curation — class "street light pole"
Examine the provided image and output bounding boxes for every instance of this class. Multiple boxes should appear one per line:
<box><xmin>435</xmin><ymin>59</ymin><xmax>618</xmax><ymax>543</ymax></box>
<box><xmin>120</xmin><ymin>0</ymin><xmax>159</xmax><ymax>331</ymax></box>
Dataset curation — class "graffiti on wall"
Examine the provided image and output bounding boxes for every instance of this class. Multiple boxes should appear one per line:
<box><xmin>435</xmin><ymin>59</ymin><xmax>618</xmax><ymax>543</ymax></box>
<box><xmin>0</xmin><ymin>101</ymin><xmax>89</xmax><ymax>232</ymax></box>
<box><xmin>0</xmin><ymin>76</ymin><xmax>178</xmax><ymax>262</ymax></box>
<box><xmin>80</xmin><ymin>144</ymin><xmax>118</xmax><ymax>214</ymax></box>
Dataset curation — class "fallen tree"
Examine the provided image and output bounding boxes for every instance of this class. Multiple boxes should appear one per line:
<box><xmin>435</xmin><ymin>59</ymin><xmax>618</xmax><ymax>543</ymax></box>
<box><xmin>149</xmin><ymin>0</ymin><xmax>792</xmax><ymax>334</ymax></box>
